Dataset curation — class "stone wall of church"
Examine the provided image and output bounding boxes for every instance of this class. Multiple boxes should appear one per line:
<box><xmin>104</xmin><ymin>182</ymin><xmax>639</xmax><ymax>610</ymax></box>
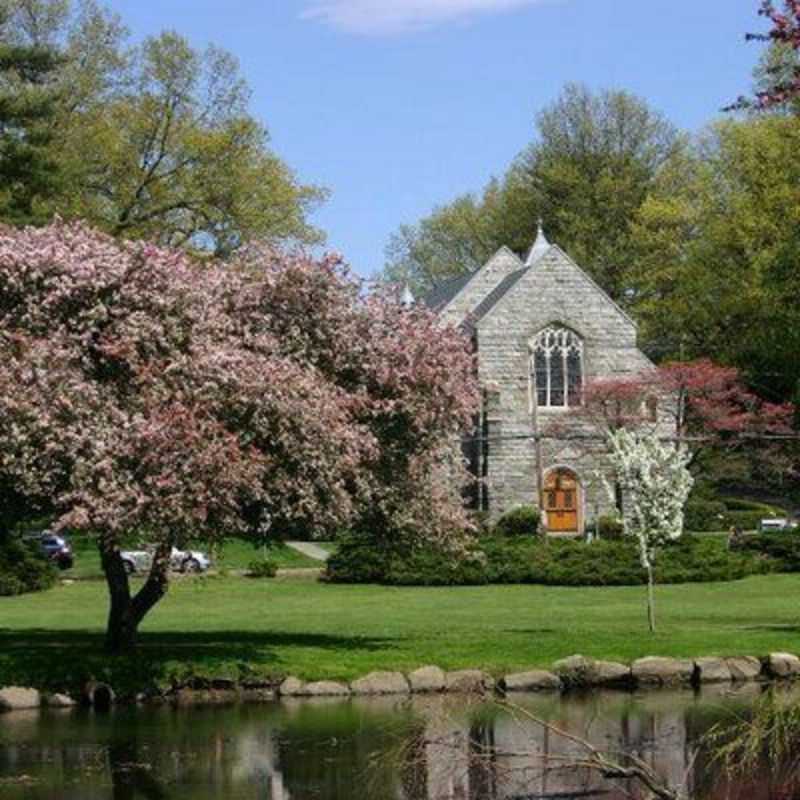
<box><xmin>473</xmin><ymin>247</ymin><xmax>669</xmax><ymax>527</ymax></box>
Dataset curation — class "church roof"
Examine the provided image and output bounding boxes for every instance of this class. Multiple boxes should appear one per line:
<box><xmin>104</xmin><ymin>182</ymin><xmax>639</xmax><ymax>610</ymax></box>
<box><xmin>464</xmin><ymin>267</ymin><xmax>528</xmax><ymax>330</ymax></box>
<box><xmin>422</xmin><ymin>271</ymin><xmax>475</xmax><ymax>310</ymax></box>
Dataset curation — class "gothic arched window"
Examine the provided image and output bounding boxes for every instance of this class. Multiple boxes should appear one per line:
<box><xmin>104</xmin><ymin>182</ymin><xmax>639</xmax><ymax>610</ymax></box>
<box><xmin>531</xmin><ymin>326</ymin><xmax>584</xmax><ymax>408</ymax></box>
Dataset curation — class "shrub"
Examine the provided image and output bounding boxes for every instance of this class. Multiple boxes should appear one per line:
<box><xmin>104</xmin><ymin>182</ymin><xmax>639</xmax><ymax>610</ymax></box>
<box><xmin>493</xmin><ymin>505</ymin><xmax>541</xmax><ymax>538</ymax></box>
<box><xmin>685</xmin><ymin>499</ymin><xmax>728</xmax><ymax>532</ymax></box>
<box><xmin>324</xmin><ymin>534</ymin><xmax>391</xmax><ymax>584</ymax></box>
<box><xmin>246</xmin><ymin>559</ymin><xmax>278</xmax><ymax>579</ymax></box>
<box><xmin>594</xmin><ymin>515</ymin><xmax>625</xmax><ymax>540</ymax></box>
<box><xmin>724</xmin><ymin>510</ymin><xmax>770</xmax><ymax>531</ymax></box>
<box><xmin>722</xmin><ymin>497</ymin><xmax>782</xmax><ymax>514</ymax></box>
<box><xmin>0</xmin><ymin>538</ymin><xmax>58</xmax><ymax>596</ymax></box>
<box><xmin>326</xmin><ymin>533</ymin><xmax>763</xmax><ymax>587</ymax></box>
<box><xmin>731</xmin><ymin>533</ymin><xmax>800</xmax><ymax>572</ymax></box>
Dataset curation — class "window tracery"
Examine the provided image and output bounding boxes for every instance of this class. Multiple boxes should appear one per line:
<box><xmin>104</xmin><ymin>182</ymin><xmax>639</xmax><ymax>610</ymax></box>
<box><xmin>531</xmin><ymin>326</ymin><xmax>584</xmax><ymax>408</ymax></box>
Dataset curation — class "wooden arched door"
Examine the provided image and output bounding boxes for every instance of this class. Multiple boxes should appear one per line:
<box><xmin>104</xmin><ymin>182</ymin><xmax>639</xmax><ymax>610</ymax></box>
<box><xmin>543</xmin><ymin>469</ymin><xmax>580</xmax><ymax>533</ymax></box>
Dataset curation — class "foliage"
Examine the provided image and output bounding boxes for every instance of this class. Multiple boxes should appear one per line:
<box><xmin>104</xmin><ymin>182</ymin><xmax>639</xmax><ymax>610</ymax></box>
<box><xmin>731</xmin><ymin>532</ymin><xmax>800</xmax><ymax>571</ymax></box>
<box><xmin>492</xmin><ymin>505</ymin><xmax>541</xmax><ymax>538</ymax></box>
<box><xmin>594</xmin><ymin>514</ymin><xmax>625</xmax><ymax>540</ymax></box>
<box><xmin>0</xmin><ymin>5</ymin><xmax>62</xmax><ymax>225</ymax></box>
<box><xmin>2</xmin><ymin>1</ymin><xmax>325</xmax><ymax>254</ymax></box>
<box><xmin>629</xmin><ymin>116</ymin><xmax>800</xmax><ymax>406</ymax></box>
<box><xmin>734</xmin><ymin>1</ymin><xmax>800</xmax><ymax>109</ymax></box>
<box><xmin>684</xmin><ymin>499</ymin><xmax>728</xmax><ymax>532</ymax></box>
<box><xmin>326</xmin><ymin>534</ymin><xmax>764</xmax><ymax>587</ymax></box>
<box><xmin>0</xmin><ymin>222</ymin><xmax>478</xmax><ymax>649</ymax></box>
<box><xmin>0</xmin><ymin>537</ymin><xmax>57</xmax><ymax>596</ymax></box>
<box><xmin>383</xmin><ymin>83</ymin><xmax>678</xmax><ymax>301</ymax></box>
<box><xmin>246</xmin><ymin>559</ymin><xmax>277</xmax><ymax>579</ymax></box>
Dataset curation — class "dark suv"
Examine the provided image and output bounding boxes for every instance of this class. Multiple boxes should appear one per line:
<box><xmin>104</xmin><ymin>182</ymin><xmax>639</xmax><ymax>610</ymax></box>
<box><xmin>27</xmin><ymin>532</ymin><xmax>74</xmax><ymax>570</ymax></box>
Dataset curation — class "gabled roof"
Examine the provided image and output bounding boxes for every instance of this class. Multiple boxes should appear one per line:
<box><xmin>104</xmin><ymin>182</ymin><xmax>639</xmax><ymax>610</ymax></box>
<box><xmin>463</xmin><ymin>268</ymin><xmax>528</xmax><ymax>331</ymax></box>
<box><xmin>422</xmin><ymin>271</ymin><xmax>474</xmax><ymax>310</ymax></box>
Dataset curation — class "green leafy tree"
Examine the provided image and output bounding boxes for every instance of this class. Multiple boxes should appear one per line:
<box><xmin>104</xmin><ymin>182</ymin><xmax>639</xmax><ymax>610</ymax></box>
<box><xmin>0</xmin><ymin>3</ymin><xmax>62</xmax><ymax>225</ymax></box>
<box><xmin>4</xmin><ymin>0</ymin><xmax>326</xmax><ymax>254</ymax></box>
<box><xmin>629</xmin><ymin>115</ymin><xmax>800</xmax><ymax>403</ymax></box>
<box><xmin>383</xmin><ymin>83</ymin><xmax>679</xmax><ymax>301</ymax></box>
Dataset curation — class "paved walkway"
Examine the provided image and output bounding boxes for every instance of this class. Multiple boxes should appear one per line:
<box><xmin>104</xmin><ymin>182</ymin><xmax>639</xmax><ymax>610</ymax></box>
<box><xmin>286</xmin><ymin>541</ymin><xmax>331</xmax><ymax>562</ymax></box>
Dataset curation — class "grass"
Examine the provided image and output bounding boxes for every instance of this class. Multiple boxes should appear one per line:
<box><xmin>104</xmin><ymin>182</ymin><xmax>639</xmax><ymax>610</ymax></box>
<box><xmin>62</xmin><ymin>536</ymin><xmax>326</xmax><ymax>579</ymax></box>
<box><xmin>2</xmin><ymin>572</ymin><xmax>800</xmax><ymax>693</ymax></box>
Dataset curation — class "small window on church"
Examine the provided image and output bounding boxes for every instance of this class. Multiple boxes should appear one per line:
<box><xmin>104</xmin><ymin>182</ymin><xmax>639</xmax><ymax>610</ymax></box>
<box><xmin>646</xmin><ymin>396</ymin><xmax>659</xmax><ymax>423</ymax></box>
<box><xmin>531</xmin><ymin>326</ymin><xmax>584</xmax><ymax>408</ymax></box>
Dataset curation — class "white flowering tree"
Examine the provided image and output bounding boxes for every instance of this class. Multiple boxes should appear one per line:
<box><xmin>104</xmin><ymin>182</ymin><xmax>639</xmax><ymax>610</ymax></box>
<box><xmin>605</xmin><ymin>429</ymin><xmax>694</xmax><ymax>633</ymax></box>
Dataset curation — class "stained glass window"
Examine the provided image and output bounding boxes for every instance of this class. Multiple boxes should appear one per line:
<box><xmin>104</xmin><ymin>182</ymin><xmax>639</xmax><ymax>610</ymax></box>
<box><xmin>531</xmin><ymin>326</ymin><xmax>584</xmax><ymax>408</ymax></box>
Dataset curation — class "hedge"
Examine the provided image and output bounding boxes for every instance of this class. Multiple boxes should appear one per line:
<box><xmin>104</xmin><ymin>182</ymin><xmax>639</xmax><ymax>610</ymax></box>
<box><xmin>325</xmin><ymin>534</ymin><xmax>766</xmax><ymax>587</ymax></box>
<box><xmin>731</xmin><ymin>533</ymin><xmax>800</xmax><ymax>573</ymax></box>
<box><xmin>0</xmin><ymin>537</ymin><xmax>58</xmax><ymax>596</ymax></box>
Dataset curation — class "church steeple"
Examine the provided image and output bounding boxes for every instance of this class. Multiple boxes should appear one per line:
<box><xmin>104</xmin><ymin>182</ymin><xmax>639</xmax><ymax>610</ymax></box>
<box><xmin>525</xmin><ymin>219</ymin><xmax>551</xmax><ymax>266</ymax></box>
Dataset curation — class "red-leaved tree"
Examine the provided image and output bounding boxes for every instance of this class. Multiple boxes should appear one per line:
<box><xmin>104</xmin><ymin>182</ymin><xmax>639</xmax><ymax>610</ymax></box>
<box><xmin>0</xmin><ymin>223</ymin><xmax>478</xmax><ymax>650</ymax></box>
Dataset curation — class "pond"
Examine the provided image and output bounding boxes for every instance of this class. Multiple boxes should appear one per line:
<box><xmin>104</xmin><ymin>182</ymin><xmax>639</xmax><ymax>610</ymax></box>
<box><xmin>0</xmin><ymin>684</ymin><xmax>790</xmax><ymax>799</ymax></box>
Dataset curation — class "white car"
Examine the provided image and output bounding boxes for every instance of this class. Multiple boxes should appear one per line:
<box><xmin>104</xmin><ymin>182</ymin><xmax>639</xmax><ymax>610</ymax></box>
<box><xmin>120</xmin><ymin>546</ymin><xmax>211</xmax><ymax>575</ymax></box>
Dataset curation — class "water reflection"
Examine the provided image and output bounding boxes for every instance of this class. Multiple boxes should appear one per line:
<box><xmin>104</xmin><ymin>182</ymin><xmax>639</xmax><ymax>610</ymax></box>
<box><xmin>0</xmin><ymin>683</ymin><xmax>786</xmax><ymax>800</ymax></box>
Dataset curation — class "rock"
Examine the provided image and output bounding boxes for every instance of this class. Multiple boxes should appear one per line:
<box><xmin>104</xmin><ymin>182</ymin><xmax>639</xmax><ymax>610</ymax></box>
<box><xmin>407</xmin><ymin>666</ymin><xmax>446</xmax><ymax>693</ymax></box>
<box><xmin>240</xmin><ymin>688</ymin><xmax>276</xmax><ymax>704</ymax></box>
<box><xmin>501</xmin><ymin>671</ymin><xmax>561</xmax><ymax>692</ymax></box>
<box><xmin>0</xmin><ymin>687</ymin><xmax>40</xmax><ymax>712</ymax></box>
<box><xmin>301</xmin><ymin>681</ymin><xmax>350</xmax><ymax>697</ymax></box>
<box><xmin>444</xmin><ymin>670</ymin><xmax>494</xmax><ymax>694</ymax></box>
<box><xmin>45</xmin><ymin>693</ymin><xmax>76</xmax><ymax>708</ymax></box>
<box><xmin>552</xmin><ymin>655</ymin><xmax>596</xmax><ymax>688</ymax></box>
<box><xmin>694</xmin><ymin>658</ymin><xmax>732</xmax><ymax>684</ymax></box>
<box><xmin>279</xmin><ymin>677</ymin><xmax>305</xmax><ymax>697</ymax></box>
<box><xmin>726</xmin><ymin>657</ymin><xmax>763</xmax><ymax>682</ymax></box>
<box><xmin>767</xmin><ymin>652</ymin><xmax>800</xmax><ymax>678</ymax></box>
<box><xmin>631</xmin><ymin>657</ymin><xmax>694</xmax><ymax>686</ymax></box>
<box><xmin>350</xmin><ymin>671</ymin><xmax>409</xmax><ymax>695</ymax></box>
<box><xmin>592</xmin><ymin>661</ymin><xmax>632</xmax><ymax>687</ymax></box>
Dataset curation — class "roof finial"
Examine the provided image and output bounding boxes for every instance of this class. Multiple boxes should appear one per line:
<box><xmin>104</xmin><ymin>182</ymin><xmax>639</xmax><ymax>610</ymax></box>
<box><xmin>400</xmin><ymin>283</ymin><xmax>415</xmax><ymax>308</ymax></box>
<box><xmin>525</xmin><ymin>218</ymin><xmax>551</xmax><ymax>266</ymax></box>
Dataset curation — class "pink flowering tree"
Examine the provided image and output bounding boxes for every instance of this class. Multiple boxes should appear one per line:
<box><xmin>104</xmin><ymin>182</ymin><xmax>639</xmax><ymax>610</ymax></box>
<box><xmin>0</xmin><ymin>223</ymin><xmax>478</xmax><ymax>651</ymax></box>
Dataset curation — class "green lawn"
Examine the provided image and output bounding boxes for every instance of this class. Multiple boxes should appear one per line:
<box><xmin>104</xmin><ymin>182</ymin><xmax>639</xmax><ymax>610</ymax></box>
<box><xmin>2</xmin><ymin>572</ymin><xmax>800</xmax><ymax>693</ymax></box>
<box><xmin>62</xmin><ymin>536</ymin><xmax>325</xmax><ymax>579</ymax></box>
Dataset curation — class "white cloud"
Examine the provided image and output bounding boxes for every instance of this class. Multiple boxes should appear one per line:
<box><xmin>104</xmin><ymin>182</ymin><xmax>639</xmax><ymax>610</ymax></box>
<box><xmin>301</xmin><ymin>0</ymin><xmax>549</xmax><ymax>35</ymax></box>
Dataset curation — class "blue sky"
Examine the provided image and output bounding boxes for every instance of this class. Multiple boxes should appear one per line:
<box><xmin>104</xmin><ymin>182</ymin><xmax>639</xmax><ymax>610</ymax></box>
<box><xmin>109</xmin><ymin>1</ymin><xmax>765</xmax><ymax>277</ymax></box>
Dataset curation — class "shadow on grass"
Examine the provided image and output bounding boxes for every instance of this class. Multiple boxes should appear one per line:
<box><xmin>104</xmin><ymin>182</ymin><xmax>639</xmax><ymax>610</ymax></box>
<box><xmin>0</xmin><ymin>628</ymin><xmax>396</xmax><ymax>696</ymax></box>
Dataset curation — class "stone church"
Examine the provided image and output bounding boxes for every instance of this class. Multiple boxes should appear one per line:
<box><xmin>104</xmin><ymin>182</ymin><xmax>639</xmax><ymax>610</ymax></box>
<box><xmin>424</xmin><ymin>225</ymin><xmax>657</xmax><ymax>535</ymax></box>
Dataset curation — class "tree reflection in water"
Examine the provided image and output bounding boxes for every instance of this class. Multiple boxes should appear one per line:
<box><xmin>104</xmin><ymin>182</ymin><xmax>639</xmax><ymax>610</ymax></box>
<box><xmin>1</xmin><ymin>686</ymin><xmax>799</xmax><ymax>800</ymax></box>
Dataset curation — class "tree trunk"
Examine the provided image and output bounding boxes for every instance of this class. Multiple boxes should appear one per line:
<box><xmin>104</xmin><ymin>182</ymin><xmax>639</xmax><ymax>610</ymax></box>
<box><xmin>646</xmin><ymin>564</ymin><xmax>656</xmax><ymax>634</ymax></box>
<box><xmin>101</xmin><ymin>541</ymin><xmax>172</xmax><ymax>653</ymax></box>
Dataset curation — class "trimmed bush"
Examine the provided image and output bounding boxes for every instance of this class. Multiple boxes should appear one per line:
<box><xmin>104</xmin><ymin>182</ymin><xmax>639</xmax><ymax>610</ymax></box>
<box><xmin>324</xmin><ymin>535</ymin><xmax>391</xmax><ymax>584</ymax></box>
<box><xmin>731</xmin><ymin>533</ymin><xmax>800</xmax><ymax>572</ymax></box>
<box><xmin>493</xmin><ymin>505</ymin><xmax>541</xmax><ymax>538</ymax></box>
<box><xmin>246</xmin><ymin>559</ymin><xmax>278</xmax><ymax>579</ymax></box>
<box><xmin>685</xmin><ymin>499</ymin><xmax>728</xmax><ymax>532</ymax></box>
<box><xmin>0</xmin><ymin>538</ymin><xmax>58</xmax><ymax>596</ymax></box>
<box><xmin>594</xmin><ymin>515</ymin><xmax>624</xmax><ymax>540</ymax></box>
<box><xmin>326</xmin><ymin>534</ymin><xmax>764</xmax><ymax>587</ymax></box>
<box><xmin>722</xmin><ymin>497</ymin><xmax>783</xmax><ymax>514</ymax></box>
<box><xmin>725</xmin><ymin>510</ymin><xmax>770</xmax><ymax>531</ymax></box>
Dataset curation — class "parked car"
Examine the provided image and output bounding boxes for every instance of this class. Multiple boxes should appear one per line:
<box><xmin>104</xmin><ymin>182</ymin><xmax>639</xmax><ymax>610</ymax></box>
<box><xmin>760</xmin><ymin>518</ymin><xmax>798</xmax><ymax>533</ymax></box>
<box><xmin>24</xmin><ymin>531</ymin><xmax>74</xmax><ymax>570</ymax></box>
<box><xmin>119</xmin><ymin>546</ymin><xmax>211</xmax><ymax>575</ymax></box>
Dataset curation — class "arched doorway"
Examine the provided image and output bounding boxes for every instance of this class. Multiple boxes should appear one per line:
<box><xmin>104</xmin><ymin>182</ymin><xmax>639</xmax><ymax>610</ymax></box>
<box><xmin>543</xmin><ymin>468</ymin><xmax>580</xmax><ymax>533</ymax></box>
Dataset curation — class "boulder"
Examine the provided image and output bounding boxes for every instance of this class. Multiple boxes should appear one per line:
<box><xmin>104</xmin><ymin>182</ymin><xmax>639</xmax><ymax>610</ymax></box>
<box><xmin>694</xmin><ymin>658</ymin><xmax>732</xmax><ymax>684</ymax></box>
<box><xmin>444</xmin><ymin>670</ymin><xmax>494</xmax><ymax>694</ymax></box>
<box><xmin>501</xmin><ymin>671</ymin><xmax>561</xmax><ymax>692</ymax></box>
<box><xmin>552</xmin><ymin>655</ymin><xmax>595</xmax><ymax>688</ymax></box>
<box><xmin>301</xmin><ymin>681</ymin><xmax>350</xmax><ymax>697</ymax></box>
<box><xmin>240</xmin><ymin>688</ymin><xmax>276</xmax><ymax>704</ymax></box>
<box><xmin>0</xmin><ymin>687</ymin><xmax>40</xmax><ymax>712</ymax></box>
<box><xmin>45</xmin><ymin>693</ymin><xmax>77</xmax><ymax>708</ymax></box>
<box><xmin>592</xmin><ymin>661</ymin><xmax>632</xmax><ymax>687</ymax></box>
<box><xmin>631</xmin><ymin>657</ymin><xmax>694</xmax><ymax>686</ymax></box>
<box><xmin>767</xmin><ymin>652</ymin><xmax>800</xmax><ymax>678</ymax></box>
<box><xmin>350</xmin><ymin>671</ymin><xmax>409</xmax><ymax>695</ymax></box>
<box><xmin>408</xmin><ymin>666</ymin><xmax>446</xmax><ymax>693</ymax></box>
<box><xmin>726</xmin><ymin>657</ymin><xmax>763</xmax><ymax>682</ymax></box>
<box><xmin>278</xmin><ymin>677</ymin><xmax>305</xmax><ymax>697</ymax></box>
